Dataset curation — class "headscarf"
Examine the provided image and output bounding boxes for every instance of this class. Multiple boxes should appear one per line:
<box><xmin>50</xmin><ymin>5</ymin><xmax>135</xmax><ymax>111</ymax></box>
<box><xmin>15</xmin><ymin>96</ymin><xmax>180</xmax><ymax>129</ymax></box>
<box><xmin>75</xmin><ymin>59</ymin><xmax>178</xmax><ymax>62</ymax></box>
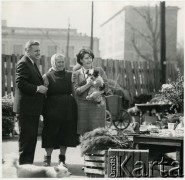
<box><xmin>50</xmin><ymin>53</ymin><xmax>65</xmax><ymax>71</ymax></box>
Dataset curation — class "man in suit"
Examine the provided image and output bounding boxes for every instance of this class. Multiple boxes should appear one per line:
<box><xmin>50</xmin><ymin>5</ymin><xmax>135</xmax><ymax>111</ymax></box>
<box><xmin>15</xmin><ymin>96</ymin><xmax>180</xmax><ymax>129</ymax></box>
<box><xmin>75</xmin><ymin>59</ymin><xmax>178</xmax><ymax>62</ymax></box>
<box><xmin>13</xmin><ymin>40</ymin><xmax>48</xmax><ymax>165</ymax></box>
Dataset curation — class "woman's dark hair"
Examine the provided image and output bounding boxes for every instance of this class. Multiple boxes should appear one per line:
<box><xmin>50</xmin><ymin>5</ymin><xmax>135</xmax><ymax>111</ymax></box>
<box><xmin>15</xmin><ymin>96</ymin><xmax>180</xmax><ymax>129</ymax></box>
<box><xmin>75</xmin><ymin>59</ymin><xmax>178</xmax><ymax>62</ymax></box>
<box><xmin>76</xmin><ymin>49</ymin><xmax>95</xmax><ymax>65</ymax></box>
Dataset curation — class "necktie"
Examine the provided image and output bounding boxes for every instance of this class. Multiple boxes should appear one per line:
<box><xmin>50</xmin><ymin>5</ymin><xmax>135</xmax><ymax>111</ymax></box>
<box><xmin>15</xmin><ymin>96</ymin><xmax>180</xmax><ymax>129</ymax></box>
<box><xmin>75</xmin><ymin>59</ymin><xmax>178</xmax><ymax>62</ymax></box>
<box><xmin>33</xmin><ymin>63</ymin><xmax>41</xmax><ymax>76</ymax></box>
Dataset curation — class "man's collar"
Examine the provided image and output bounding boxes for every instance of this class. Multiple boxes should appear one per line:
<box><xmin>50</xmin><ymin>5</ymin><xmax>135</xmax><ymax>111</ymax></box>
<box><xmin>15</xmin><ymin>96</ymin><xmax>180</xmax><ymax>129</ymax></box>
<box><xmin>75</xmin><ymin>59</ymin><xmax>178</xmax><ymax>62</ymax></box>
<box><xmin>27</xmin><ymin>56</ymin><xmax>34</xmax><ymax>64</ymax></box>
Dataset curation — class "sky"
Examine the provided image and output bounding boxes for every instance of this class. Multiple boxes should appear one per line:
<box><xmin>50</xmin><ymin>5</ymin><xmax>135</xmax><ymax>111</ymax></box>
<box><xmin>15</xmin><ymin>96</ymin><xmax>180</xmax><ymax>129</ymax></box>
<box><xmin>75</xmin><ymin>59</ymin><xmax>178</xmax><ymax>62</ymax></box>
<box><xmin>1</xmin><ymin>0</ymin><xmax>185</xmax><ymax>43</ymax></box>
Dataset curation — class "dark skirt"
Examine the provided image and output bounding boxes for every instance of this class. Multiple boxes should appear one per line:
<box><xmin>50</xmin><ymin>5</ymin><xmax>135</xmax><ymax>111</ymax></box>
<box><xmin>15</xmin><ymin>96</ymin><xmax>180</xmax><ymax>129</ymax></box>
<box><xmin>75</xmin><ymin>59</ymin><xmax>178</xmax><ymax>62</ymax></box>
<box><xmin>42</xmin><ymin>95</ymin><xmax>79</xmax><ymax>149</ymax></box>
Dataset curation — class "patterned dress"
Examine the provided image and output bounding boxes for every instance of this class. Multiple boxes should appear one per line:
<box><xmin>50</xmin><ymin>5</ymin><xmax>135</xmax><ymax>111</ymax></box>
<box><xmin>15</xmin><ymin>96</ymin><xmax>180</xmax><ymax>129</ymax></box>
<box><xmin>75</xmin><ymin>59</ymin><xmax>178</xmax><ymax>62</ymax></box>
<box><xmin>42</xmin><ymin>69</ymin><xmax>79</xmax><ymax>149</ymax></box>
<box><xmin>72</xmin><ymin>67</ymin><xmax>107</xmax><ymax>134</ymax></box>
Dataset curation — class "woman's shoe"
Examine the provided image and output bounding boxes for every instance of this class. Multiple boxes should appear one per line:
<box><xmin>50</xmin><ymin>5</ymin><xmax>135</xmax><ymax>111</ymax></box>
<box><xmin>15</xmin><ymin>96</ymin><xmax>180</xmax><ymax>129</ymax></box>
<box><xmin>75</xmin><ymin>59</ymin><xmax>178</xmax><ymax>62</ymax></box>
<box><xmin>43</xmin><ymin>155</ymin><xmax>51</xmax><ymax>166</ymax></box>
<box><xmin>59</xmin><ymin>154</ymin><xmax>68</xmax><ymax>168</ymax></box>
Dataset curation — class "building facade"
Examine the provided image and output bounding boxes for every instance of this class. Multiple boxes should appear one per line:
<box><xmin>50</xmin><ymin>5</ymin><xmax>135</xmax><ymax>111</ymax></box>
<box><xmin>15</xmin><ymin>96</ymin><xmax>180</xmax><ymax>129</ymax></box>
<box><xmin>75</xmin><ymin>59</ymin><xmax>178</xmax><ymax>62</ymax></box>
<box><xmin>100</xmin><ymin>6</ymin><xmax>178</xmax><ymax>62</ymax></box>
<box><xmin>2</xmin><ymin>20</ymin><xmax>100</xmax><ymax>62</ymax></box>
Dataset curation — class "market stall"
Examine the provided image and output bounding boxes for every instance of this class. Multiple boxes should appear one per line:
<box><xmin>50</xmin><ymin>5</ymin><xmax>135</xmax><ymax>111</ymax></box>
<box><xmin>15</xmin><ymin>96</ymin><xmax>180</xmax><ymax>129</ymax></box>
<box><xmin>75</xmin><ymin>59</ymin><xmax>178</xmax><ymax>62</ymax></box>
<box><xmin>80</xmin><ymin>71</ymin><xmax>184</xmax><ymax>178</ymax></box>
<box><xmin>133</xmin><ymin>134</ymin><xmax>183</xmax><ymax>176</ymax></box>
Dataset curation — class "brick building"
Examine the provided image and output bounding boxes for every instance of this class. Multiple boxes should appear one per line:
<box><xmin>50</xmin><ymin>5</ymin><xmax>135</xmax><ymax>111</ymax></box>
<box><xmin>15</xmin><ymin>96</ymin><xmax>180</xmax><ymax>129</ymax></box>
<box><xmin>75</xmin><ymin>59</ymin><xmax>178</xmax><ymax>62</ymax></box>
<box><xmin>100</xmin><ymin>6</ymin><xmax>178</xmax><ymax>62</ymax></box>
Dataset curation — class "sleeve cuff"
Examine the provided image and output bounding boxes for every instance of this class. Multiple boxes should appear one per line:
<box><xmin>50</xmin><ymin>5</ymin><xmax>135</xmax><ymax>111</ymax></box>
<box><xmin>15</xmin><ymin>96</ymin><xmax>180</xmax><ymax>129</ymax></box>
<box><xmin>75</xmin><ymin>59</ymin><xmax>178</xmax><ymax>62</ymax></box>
<box><xmin>36</xmin><ymin>86</ymin><xmax>39</xmax><ymax>93</ymax></box>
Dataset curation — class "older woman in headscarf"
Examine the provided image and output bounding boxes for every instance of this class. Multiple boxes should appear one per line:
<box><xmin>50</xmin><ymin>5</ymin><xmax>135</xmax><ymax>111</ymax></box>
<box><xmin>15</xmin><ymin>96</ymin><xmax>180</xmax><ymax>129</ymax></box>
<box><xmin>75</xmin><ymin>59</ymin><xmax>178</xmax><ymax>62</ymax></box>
<box><xmin>42</xmin><ymin>53</ymin><xmax>79</xmax><ymax>167</ymax></box>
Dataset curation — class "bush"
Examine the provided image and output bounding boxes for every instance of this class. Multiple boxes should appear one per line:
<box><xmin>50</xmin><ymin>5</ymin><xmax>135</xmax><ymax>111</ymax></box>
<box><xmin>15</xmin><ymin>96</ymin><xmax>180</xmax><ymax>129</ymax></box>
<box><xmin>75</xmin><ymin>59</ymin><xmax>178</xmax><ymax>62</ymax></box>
<box><xmin>160</xmin><ymin>70</ymin><xmax>184</xmax><ymax>112</ymax></box>
<box><xmin>2</xmin><ymin>94</ymin><xmax>15</xmax><ymax>136</ymax></box>
<box><xmin>2</xmin><ymin>94</ymin><xmax>14</xmax><ymax>116</ymax></box>
<box><xmin>2</xmin><ymin>116</ymin><xmax>14</xmax><ymax>136</ymax></box>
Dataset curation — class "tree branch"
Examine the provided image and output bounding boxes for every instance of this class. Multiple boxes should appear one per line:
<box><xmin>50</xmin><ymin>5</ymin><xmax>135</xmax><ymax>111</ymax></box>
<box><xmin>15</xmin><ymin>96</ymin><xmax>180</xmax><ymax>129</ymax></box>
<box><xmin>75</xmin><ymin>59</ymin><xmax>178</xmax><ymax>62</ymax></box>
<box><xmin>130</xmin><ymin>6</ymin><xmax>160</xmax><ymax>62</ymax></box>
<box><xmin>131</xmin><ymin>34</ymin><xmax>153</xmax><ymax>61</ymax></box>
<box><xmin>127</xmin><ymin>21</ymin><xmax>153</xmax><ymax>48</ymax></box>
<box><xmin>154</xmin><ymin>5</ymin><xmax>159</xmax><ymax>36</ymax></box>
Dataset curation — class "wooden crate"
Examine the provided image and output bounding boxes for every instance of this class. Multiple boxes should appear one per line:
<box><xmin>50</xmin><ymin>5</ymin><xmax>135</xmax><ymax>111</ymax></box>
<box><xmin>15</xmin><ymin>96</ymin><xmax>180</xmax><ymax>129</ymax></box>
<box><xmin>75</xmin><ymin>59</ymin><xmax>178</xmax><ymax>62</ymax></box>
<box><xmin>84</xmin><ymin>150</ymin><xmax>108</xmax><ymax>177</ymax></box>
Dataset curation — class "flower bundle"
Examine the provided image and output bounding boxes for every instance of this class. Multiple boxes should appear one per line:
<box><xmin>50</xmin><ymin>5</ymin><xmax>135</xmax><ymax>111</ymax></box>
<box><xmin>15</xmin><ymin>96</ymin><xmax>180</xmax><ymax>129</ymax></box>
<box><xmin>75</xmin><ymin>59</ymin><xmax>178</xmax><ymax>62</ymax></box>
<box><xmin>80</xmin><ymin>127</ymin><xmax>132</xmax><ymax>155</ymax></box>
<box><xmin>160</xmin><ymin>70</ymin><xmax>184</xmax><ymax>112</ymax></box>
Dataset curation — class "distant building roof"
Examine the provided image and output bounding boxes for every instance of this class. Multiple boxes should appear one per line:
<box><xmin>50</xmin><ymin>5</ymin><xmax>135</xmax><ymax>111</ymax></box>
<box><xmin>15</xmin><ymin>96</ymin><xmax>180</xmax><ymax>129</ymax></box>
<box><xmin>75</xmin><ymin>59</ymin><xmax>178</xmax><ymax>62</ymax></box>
<box><xmin>100</xmin><ymin>5</ymin><xmax>179</xmax><ymax>27</ymax></box>
<box><xmin>100</xmin><ymin>7</ymin><xmax>125</xmax><ymax>27</ymax></box>
<box><xmin>2</xmin><ymin>20</ymin><xmax>99</xmax><ymax>39</ymax></box>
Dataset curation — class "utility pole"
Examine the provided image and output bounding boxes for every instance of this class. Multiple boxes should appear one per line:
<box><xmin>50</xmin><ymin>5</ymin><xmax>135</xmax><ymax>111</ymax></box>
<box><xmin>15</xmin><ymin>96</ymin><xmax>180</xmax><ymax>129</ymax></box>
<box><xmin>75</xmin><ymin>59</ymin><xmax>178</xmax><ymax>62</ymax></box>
<box><xmin>160</xmin><ymin>1</ymin><xmax>166</xmax><ymax>84</ymax></box>
<box><xmin>90</xmin><ymin>1</ymin><xmax>94</xmax><ymax>51</ymax></box>
<box><xmin>66</xmin><ymin>19</ymin><xmax>70</xmax><ymax>68</ymax></box>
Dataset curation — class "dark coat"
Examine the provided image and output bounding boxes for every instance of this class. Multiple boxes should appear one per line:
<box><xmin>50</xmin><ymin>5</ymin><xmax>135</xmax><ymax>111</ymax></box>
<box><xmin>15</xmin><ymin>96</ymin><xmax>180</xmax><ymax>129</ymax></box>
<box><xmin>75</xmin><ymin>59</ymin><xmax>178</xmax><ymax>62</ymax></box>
<box><xmin>13</xmin><ymin>55</ymin><xmax>45</xmax><ymax>116</ymax></box>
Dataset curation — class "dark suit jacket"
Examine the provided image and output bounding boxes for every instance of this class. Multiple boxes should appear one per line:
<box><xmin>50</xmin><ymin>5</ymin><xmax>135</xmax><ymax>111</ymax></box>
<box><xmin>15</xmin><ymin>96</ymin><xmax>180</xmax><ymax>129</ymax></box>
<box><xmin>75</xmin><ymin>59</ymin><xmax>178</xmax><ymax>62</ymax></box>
<box><xmin>13</xmin><ymin>55</ymin><xmax>45</xmax><ymax>116</ymax></box>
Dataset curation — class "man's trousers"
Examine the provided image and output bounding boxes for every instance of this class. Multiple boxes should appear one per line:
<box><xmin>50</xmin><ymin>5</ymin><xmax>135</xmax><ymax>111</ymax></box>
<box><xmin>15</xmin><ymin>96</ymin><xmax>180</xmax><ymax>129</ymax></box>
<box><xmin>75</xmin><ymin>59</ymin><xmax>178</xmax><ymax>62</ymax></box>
<box><xmin>16</xmin><ymin>114</ymin><xmax>39</xmax><ymax>165</ymax></box>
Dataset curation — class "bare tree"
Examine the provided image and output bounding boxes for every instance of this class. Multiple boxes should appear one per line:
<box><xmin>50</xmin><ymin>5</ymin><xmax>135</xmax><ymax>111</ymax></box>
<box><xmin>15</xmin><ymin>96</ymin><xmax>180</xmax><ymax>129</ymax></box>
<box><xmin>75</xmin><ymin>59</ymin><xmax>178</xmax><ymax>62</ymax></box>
<box><xmin>127</xmin><ymin>5</ymin><xmax>160</xmax><ymax>62</ymax></box>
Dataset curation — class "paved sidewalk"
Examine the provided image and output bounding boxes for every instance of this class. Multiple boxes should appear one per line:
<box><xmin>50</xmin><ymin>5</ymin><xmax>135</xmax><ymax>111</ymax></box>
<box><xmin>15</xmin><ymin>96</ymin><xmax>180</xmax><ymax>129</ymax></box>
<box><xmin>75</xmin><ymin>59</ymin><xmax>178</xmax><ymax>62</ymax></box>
<box><xmin>2</xmin><ymin>136</ymin><xmax>86</xmax><ymax>178</ymax></box>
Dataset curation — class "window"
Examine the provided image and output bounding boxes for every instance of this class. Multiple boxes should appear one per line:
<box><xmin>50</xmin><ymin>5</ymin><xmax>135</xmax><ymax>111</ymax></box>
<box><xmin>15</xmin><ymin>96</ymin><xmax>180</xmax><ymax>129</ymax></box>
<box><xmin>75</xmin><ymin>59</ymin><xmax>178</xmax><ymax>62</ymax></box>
<box><xmin>13</xmin><ymin>45</ymin><xmax>23</xmax><ymax>55</ymax></box>
<box><xmin>48</xmin><ymin>45</ymin><xmax>57</xmax><ymax>57</ymax></box>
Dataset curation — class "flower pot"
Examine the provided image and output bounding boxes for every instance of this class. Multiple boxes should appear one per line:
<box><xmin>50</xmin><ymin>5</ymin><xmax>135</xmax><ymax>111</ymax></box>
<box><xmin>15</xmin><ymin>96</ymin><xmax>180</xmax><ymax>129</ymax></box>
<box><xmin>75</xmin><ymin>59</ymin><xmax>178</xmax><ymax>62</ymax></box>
<box><xmin>168</xmin><ymin>123</ymin><xmax>175</xmax><ymax>130</ymax></box>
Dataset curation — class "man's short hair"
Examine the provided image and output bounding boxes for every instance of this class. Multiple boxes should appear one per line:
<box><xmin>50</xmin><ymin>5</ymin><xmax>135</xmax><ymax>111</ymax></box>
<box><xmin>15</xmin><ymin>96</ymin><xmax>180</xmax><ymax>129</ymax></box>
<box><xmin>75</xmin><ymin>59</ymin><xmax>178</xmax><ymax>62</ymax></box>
<box><xmin>25</xmin><ymin>40</ymin><xmax>40</xmax><ymax>52</ymax></box>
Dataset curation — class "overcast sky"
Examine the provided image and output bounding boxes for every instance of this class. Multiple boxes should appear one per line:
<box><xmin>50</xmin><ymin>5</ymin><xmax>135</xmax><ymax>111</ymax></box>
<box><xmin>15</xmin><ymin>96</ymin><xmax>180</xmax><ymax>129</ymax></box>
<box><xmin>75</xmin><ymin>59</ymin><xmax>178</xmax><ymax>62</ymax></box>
<box><xmin>1</xmin><ymin>0</ymin><xmax>184</xmax><ymax>43</ymax></box>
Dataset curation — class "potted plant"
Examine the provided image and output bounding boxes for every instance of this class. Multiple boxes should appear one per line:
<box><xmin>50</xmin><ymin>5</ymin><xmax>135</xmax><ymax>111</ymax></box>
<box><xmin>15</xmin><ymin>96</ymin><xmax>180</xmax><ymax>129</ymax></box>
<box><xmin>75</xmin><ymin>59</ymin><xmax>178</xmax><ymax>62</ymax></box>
<box><xmin>160</xmin><ymin>70</ymin><xmax>184</xmax><ymax>113</ymax></box>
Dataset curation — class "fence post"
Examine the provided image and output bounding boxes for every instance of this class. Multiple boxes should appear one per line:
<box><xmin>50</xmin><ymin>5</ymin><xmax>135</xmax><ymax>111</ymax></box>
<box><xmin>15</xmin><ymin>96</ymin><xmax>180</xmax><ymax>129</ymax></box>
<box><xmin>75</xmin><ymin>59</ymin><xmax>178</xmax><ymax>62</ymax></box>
<box><xmin>142</xmin><ymin>61</ymin><xmax>148</xmax><ymax>94</ymax></box>
<box><xmin>40</xmin><ymin>55</ymin><xmax>45</xmax><ymax>75</ymax></box>
<box><xmin>125</xmin><ymin>61</ymin><xmax>135</xmax><ymax>99</ymax></box>
<box><xmin>6</xmin><ymin>55</ymin><xmax>12</xmax><ymax>95</ymax></box>
<box><xmin>133</xmin><ymin>61</ymin><xmax>141</xmax><ymax>95</ymax></box>
<box><xmin>12</xmin><ymin>54</ymin><xmax>18</xmax><ymax>96</ymax></box>
<box><xmin>2</xmin><ymin>55</ymin><xmax>6</xmax><ymax>96</ymax></box>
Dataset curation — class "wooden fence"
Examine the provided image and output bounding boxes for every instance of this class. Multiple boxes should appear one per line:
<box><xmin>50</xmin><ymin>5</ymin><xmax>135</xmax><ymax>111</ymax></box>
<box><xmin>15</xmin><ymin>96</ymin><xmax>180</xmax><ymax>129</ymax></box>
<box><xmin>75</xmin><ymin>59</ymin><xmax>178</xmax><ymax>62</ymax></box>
<box><xmin>2</xmin><ymin>54</ymin><xmax>178</xmax><ymax>99</ymax></box>
<box><xmin>93</xmin><ymin>58</ymin><xmax>178</xmax><ymax>99</ymax></box>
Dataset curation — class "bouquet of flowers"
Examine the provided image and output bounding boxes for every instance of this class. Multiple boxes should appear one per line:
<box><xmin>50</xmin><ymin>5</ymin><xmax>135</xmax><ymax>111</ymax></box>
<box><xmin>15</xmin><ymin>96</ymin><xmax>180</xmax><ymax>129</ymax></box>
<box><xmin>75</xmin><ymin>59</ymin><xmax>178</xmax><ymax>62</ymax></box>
<box><xmin>160</xmin><ymin>70</ymin><xmax>184</xmax><ymax>112</ymax></box>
